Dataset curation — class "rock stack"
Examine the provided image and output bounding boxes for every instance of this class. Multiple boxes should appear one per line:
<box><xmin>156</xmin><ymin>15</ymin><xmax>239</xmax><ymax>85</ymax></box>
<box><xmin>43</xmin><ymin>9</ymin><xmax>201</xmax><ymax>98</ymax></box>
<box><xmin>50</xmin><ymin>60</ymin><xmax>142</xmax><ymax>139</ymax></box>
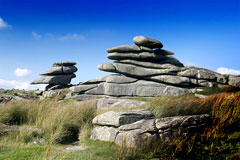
<box><xmin>32</xmin><ymin>61</ymin><xmax>77</xmax><ymax>90</ymax></box>
<box><xmin>70</xmin><ymin>36</ymin><xmax>231</xmax><ymax>98</ymax></box>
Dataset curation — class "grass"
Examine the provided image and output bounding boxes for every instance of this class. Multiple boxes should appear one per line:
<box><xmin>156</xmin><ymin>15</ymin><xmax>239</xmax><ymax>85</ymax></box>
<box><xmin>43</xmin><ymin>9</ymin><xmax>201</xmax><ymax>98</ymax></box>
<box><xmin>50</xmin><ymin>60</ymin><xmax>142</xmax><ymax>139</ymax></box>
<box><xmin>0</xmin><ymin>87</ymin><xmax>239</xmax><ymax>159</ymax></box>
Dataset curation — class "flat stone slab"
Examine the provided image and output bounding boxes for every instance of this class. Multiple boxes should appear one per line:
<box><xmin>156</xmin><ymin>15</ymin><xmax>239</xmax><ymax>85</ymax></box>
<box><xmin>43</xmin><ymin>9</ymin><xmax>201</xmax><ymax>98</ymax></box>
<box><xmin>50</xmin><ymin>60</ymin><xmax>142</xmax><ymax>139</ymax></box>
<box><xmin>92</xmin><ymin>109</ymin><xmax>154</xmax><ymax>127</ymax></box>
<box><xmin>107</xmin><ymin>45</ymin><xmax>152</xmax><ymax>53</ymax></box>
<box><xmin>97</xmin><ymin>98</ymin><xmax>147</xmax><ymax>110</ymax></box>
<box><xmin>53</xmin><ymin>61</ymin><xmax>76</xmax><ymax>66</ymax></box>
<box><xmin>98</xmin><ymin>62</ymin><xmax>180</xmax><ymax>77</ymax></box>
<box><xmin>31</xmin><ymin>74</ymin><xmax>75</xmax><ymax>85</ymax></box>
<box><xmin>153</xmin><ymin>49</ymin><xmax>174</xmax><ymax>55</ymax></box>
<box><xmin>41</xmin><ymin>66</ymin><xmax>77</xmax><ymax>75</ymax></box>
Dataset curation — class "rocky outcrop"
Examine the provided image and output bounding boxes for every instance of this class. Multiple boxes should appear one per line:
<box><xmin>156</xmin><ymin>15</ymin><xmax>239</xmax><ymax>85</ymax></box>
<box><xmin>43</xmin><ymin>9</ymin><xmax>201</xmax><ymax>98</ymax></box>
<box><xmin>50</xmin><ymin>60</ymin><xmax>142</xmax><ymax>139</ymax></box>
<box><xmin>70</xmin><ymin>36</ymin><xmax>239</xmax><ymax>98</ymax></box>
<box><xmin>31</xmin><ymin>61</ymin><xmax>77</xmax><ymax>86</ymax></box>
<box><xmin>90</xmin><ymin>109</ymin><xmax>210</xmax><ymax>147</ymax></box>
<box><xmin>155</xmin><ymin>114</ymin><xmax>210</xmax><ymax>141</ymax></box>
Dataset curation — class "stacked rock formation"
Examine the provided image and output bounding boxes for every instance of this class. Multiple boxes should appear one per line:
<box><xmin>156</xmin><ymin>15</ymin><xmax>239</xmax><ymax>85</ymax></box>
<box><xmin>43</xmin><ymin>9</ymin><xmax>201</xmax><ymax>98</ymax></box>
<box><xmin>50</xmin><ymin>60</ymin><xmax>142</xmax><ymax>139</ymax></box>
<box><xmin>70</xmin><ymin>36</ymin><xmax>234</xmax><ymax>98</ymax></box>
<box><xmin>32</xmin><ymin>61</ymin><xmax>77</xmax><ymax>90</ymax></box>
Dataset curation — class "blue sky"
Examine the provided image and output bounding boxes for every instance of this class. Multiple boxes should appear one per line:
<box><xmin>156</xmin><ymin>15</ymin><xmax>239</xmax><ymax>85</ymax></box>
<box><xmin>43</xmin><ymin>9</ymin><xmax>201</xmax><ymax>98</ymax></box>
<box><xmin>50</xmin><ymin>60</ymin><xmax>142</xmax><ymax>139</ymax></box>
<box><xmin>0</xmin><ymin>0</ymin><xmax>239</xmax><ymax>90</ymax></box>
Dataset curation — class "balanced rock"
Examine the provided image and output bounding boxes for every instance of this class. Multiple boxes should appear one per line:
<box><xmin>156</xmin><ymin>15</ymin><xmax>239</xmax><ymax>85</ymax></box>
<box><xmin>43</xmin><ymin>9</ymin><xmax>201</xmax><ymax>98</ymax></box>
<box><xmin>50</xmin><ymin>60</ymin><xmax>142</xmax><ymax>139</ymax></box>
<box><xmin>133</xmin><ymin>36</ymin><xmax>163</xmax><ymax>49</ymax></box>
<box><xmin>31</xmin><ymin>61</ymin><xmax>77</xmax><ymax>88</ymax></box>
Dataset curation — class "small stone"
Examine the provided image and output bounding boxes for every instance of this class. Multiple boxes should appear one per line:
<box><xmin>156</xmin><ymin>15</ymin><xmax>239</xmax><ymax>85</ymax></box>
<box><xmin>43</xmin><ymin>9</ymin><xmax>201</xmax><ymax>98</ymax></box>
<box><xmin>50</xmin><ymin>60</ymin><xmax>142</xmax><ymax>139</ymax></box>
<box><xmin>66</xmin><ymin>146</ymin><xmax>85</xmax><ymax>151</ymax></box>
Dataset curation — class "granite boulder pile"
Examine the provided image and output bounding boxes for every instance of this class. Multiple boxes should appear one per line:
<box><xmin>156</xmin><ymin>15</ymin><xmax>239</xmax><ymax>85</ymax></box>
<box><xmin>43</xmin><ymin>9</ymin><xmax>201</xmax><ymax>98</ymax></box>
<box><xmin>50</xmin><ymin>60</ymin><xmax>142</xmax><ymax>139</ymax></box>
<box><xmin>70</xmin><ymin>36</ymin><xmax>235</xmax><ymax>98</ymax></box>
<box><xmin>32</xmin><ymin>61</ymin><xmax>77</xmax><ymax>90</ymax></box>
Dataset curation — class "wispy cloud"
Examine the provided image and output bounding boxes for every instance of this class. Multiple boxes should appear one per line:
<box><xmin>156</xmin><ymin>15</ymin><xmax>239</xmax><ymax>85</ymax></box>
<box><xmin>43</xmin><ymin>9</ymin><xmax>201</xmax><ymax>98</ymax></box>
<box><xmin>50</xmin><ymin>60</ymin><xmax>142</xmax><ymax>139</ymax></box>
<box><xmin>0</xmin><ymin>79</ymin><xmax>46</xmax><ymax>90</ymax></box>
<box><xmin>14</xmin><ymin>68</ymin><xmax>31</xmax><ymax>77</ymax></box>
<box><xmin>0</xmin><ymin>17</ymin><xmax>11</xmax><ymax>29</ymax></box>
<box><xmin>58</xmin><ymin>33</ymin><xmax>85</xmax><ymax>41</ymax></box>
<box><xmin>216</xmin><ymin>67</ymin><xmax>240</xmax><ymax>75</ymax></box>
<box><xmin>32</xmin><ymin>32</ymin><xmax>42</xmax><ymax>39</ymax></box>
<box><xmin>32</xmin><ymin>32</ymin><xmax>85</xmax><ymax>41</ymax></box>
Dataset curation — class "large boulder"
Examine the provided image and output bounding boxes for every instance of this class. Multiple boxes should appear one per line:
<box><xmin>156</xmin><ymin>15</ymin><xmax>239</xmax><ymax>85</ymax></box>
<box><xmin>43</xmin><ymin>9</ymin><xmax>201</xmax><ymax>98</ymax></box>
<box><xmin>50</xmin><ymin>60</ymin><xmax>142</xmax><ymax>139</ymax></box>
<box><xmin>92</xmin><ymin>109</ymin><xmax>154</xmax><ymax>127</ymax></box>
<box><xmin>85</xmin><ymin>80</ymin><xmax>191</xmax><ymax>97</ymax></box>
<box><xmin>31</xmin><ymin>74</ymin><xmax>75</xmax><ymax>85</ymax></box>
<box><xmin>155</xmin><ymin>114</ymin><xmax>210</xmax><ymax>141</ymax></box>
<box><xmin>228</xmin><ymin>75</ymin><xmax>240</xmax><ymax>87</ymax></box>
<box><xmin>41</xmin><ymin>66</ymin><xmax>78</xmax><ymax>75</ymax></box>
<box><xmin>115</xmin><ymin>119</ymin><xmax>158</xmax><ymax>147</ymax></box>
<box><xmin>118</xmin><ymin>59</ymin><xmax>181</xmax><ymax>69</ymax></box>
<box><xmin>98</xmin><ymin>62</ymin><xmax>180</xmax><ymax>77</ymax></box>
<box><xmin>133</xmin><ymin>36</ymin><xmax>163</xmax><ymax>49</ymax></box>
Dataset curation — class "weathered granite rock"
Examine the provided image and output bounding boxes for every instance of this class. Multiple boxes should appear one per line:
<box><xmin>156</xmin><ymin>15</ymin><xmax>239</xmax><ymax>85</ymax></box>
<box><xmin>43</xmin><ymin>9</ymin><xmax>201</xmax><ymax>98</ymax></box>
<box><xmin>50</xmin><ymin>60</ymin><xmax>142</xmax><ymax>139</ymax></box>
<box><xmin>153</xmin><ymin>49</ymin><xmax>174</xmax><ymax>55</ymax></box>
<box><xmin>107</xmin><ymin>52</ymin><xmax>166</xmax><ymax>61</ymax></box>
<box><xmin>155</xmin><ymin>114</ymin><xmax>210</xmax><ymax>141</ymax></box>
<box><xmin>98</xmin><ymin>62</ymin><xmax>180</xmax><ymax>77</ymax></box>
<box><xmin>117</xmin><ymin>59</ymin><xmax>180</xmax><ymax>69</ymax></box>
<box><xmin>85</xmin><ymin>80</ymin><xmax>191</xmax><ymax>97</ymax></box>
<box><xmin>115</xmin><ymin>119</ymin><xmax>158</xmax><ymax>147</ymax></box>
<box><xmin>178</xmin><ymin>67</ymin><xmax>227</xmax><ymax>84</ymax></box>
<box><xmin>97</xmin><ymin>98</ymin><xmax>147</xmax><ymax>110</ymax></box>
<box><xmin>107</xmin><ymin>45</ymin><xmax>152</xmax><ymax>53</ymax></box>
<box><xmin>92</xmin><ymin>109</ymin><xmax>154</xmax><ymax>127</ymax></box>
<box><xmin>53</xmin><ymin>61</ymin><xmax>76</xmax><ymax>66</ymax></box>
<box><xmin>70</xmin><ymin>84</ymin><xmax>98</xmax><ymax>93</ymax></box>
<box><xmin>105</xmin><ymin>75</ymin><xmax>138</xmax><ymax>84</ymax></box>
<box><xmin>90</xmin><ymin>126</ymin><xmax>119</xmax><ymax>142</ymax></box>
<box><xmin>31</xmin><ymin>61</ymin><xmax>77</xmax><ymax>89</ymax></box>
<box><xmin>41</xmin><ymin>66</ymin><xmax>78</xmax><ymax>75</ymax></box>
<box><xmin>133</xmin><ymin>36</ymin><xmax>163</xmax><ymax>49</ymax></box>
<box><xmin>31</xmin><ymin>74</ymin><xmax>76</xmax><ymax>85</ymax></box>
<box><xmin>90</xmin><ymin>110</ymin><xmax>210</xmax><ymax>148</ymax></box>
<box><xmin>229</xmin><ymin>75</ymin><xmax>240</xmax><ymax>87</ymax></box>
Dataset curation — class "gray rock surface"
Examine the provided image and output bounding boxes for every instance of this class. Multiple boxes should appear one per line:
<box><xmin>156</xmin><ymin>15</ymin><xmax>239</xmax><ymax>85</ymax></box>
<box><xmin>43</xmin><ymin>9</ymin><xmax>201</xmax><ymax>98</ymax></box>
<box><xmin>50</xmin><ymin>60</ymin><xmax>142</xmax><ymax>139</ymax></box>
<box><xmin>66</xmin><ymin>146</ymin><xmax>85</xmax><ymax>151</ymax></box>
<box><xmin>105</xmin><ymin>75</ymin><xmax>137</xmax><ymax>84</ymax></box>
<box><xmin>97</xmin><ymin>98</ymin><xmax>147</xmax><ymax>110</ymax></box>
<box><xmin>90</xmin><ymin>109</ymin><xmax>210</xmax><ymax>147</ymax></box>
<box><xmin>98</xmin><ymin>62</ymin><xmax>180</xmax><ymax>77</ymax></box>
<box><xmin>92</xmin><ymin>109</ymin><xmax>154</xmax><ymax>127</ymax></box>
<box><xmin>53</xmin><ymin>61</ymin><xmax>77</xmax><ymax>66</ymax></box>
<box><xmin>153</xmin><ymin>49</ymin><xmax>174</xmax><ymax>55</ymax></box>
<box><xmin>117</xmin><ymin>59</ymin><xmax>180</xmax><ymax>69</ymax></box>
<box><xmin>107</xmin><ymin>45</ymin><xmax>152</xmax><ymax>53</ymax></box>
<box><xmin>107</xmin><ymin>52</ymin><xmax>166</xmax><ymax>61</ymax></box>
<box><xmin>85</xmin><ymin>80</ymin><xmax>191</xmax><ymax>97</ymax></box>
<box><xmin>31</xmin><ymin>74</ymin><xmax>75</xmax><ymax>85</ymax></box>
<box><xmin>70</xmin><ymin>84</ymin><xmax>98</xmax><ymax>93</ymax></box>
<box><xmin>133</xmin><ymin>36</ymin><xmax>163</xmax><ymax>49</ymax></box>
<box><xmin>229</xmin><ymin>75</ymin><xmax>240</xmax><ymax>87</ymax></box>
<box><xmin>155</xmin><ymin>114</ymin><xmax>210</xmax><ymax>141</ymax></box>
<box><xmin>90</xmin><ymin>126</ymin><xmax>119</xmax><ymax>142</ymax></box>
<box><xmin>41</xmin><ymin>66</ymin><xmax>77</xmax><ymax>75</ymax></box>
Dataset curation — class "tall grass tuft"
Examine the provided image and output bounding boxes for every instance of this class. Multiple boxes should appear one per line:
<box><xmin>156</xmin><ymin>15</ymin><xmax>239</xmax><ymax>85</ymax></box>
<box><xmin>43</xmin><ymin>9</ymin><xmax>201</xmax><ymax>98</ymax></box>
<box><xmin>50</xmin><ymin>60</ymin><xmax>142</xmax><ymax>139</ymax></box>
<box><xmin>0</xmin><ymin>97</ymin><xmax>97</xmax><ymax>144</ymax></box>
<box><xmin>151</xmin><ymin>91</ymin><xmax>240</xmax><ymax>159</ymax></box>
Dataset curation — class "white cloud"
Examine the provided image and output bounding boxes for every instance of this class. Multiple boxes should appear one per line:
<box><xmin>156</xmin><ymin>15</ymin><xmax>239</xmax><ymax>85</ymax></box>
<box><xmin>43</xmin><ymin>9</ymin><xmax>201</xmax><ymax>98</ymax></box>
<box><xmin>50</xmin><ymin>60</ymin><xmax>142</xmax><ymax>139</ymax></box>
<box><xmin>58</xmin><ymin>33</ymin><xmax>85</xmax><ymax>41</ymax></box>
<box><xmin>0</xmin><ymin>17</ymin><xmax>11</xmax><ymax>29</ymax></box>
<box><xmin>216</xmin><ymin>67</ymin><xmax>240</xmax><ymax>75</ymax></box>
<box><xmin>0</xmin><ymin>79</ymin><xmax>46</xmax><ymax>90</ymax></box>
<box><xmin>32</xmin><ymin>32</ymin><xmax>42</xmax><ymax>39</ymax></box>
<box><xmin>14</xmin><ymin>68</ymin><xmax>31</xmax><ymax>77</ymax></box>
